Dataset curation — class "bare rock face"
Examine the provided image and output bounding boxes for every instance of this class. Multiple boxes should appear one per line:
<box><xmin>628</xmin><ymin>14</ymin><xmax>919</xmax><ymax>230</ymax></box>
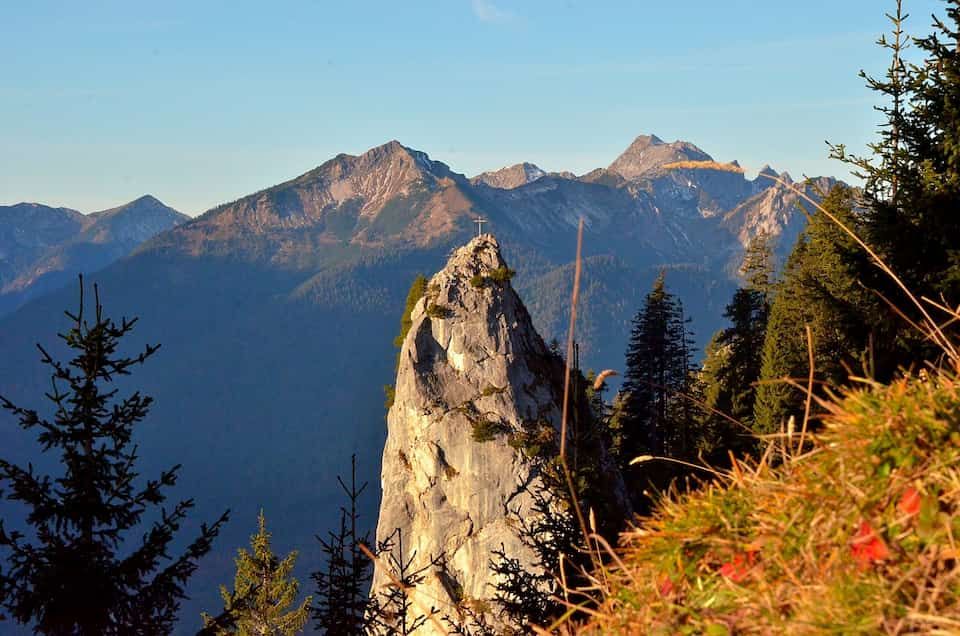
<box><xmin>471</xmin><ymin>162</ymin><xmax>547</xmax><ymax>189</ymax></box>
<box><xmin>373</xmin><ymin>235</ymin><xmax>596</xmax><ymax>632</ymax></box>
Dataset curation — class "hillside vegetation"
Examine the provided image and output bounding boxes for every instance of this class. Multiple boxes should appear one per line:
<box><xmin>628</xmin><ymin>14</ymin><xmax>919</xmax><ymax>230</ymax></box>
<box><xmin>585</xmin><ymin>367</ymin><xmax>960</xmax><ymax>634</ymax></box>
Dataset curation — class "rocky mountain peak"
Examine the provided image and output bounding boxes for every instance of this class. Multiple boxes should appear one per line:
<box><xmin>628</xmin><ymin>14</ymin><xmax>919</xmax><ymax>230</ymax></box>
<box><xmin>471</xmin><ymin>162</ymin><xmax>547</xmax><ymax>189</ymax></box>
<box><xmin>84</xmin><ymin>195</ymin><xmax>188</xmax><ymax>244</ymax></box>
<box><xmin>333</xmin><ymin>140</ymin><xmax>452</xmax><ymax>182</ymax></box>
<box><xmin>373</xmin><ymin>234</ymin><xmax>620</xmax><ymax>631</ymax></box>
<box><xmin>607</xmin><ymin>133</ymin><xmax>712</xmax><ymax>180</ymax></box>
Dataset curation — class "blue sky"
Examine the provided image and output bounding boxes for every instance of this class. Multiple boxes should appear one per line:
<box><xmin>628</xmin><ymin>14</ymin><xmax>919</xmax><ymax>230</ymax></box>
<box><xmin>0</xmin><ymin>0</ymin><xmax>946</xmax><ymax>215</ymax></box>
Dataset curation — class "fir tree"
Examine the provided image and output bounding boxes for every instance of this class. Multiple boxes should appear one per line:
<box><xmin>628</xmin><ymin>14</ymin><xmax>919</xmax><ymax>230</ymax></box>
<box><xmin>369</xmin><ymin>528</ymin><xmax>441</xmax><ymax>636</ymax></box>
<box><xmin>312</xmin><ymin>454</ymin><xmax>376</xmax><ymax>635</ymax></box>
<box><xmin>0</xmin><ymin>279</ymin><xmax>228</xmax><ymax>635</ymax></box>
<box><xmin>698</xmin><ymin>234</ymin><xmax>774</xmax><ymax>459</ymax></box>
<box><xmin>489</xmin><ymin>483</ymin><xmax>583</xmax><ymax>631</ymax></box>
<box><xmin>753</xmin><ymin>186</ymin><xmax>880</xmax><ymax>434</ymax></box>
<box><xmin>830</xmin><ymin>1</ymin><xmax>960</xmax><ymax>373</ymax></box>
<box><xmin>202</xmin><ymin>511</ymin><xmax>311</xmax><ymax>636</ymax></box>
<box><xmin>619</xmin><ymin>273</ymin><xmax>697</xmax><ymax>502</ymax></box>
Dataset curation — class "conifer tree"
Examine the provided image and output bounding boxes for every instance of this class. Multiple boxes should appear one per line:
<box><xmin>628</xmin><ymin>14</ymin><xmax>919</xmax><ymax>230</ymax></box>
<box><xmin>202</xmin><ymin>511</ymin><xmax>311</xmax><ymax>636</ymax></box>
<box><xmin>830</xmin><ymin>1</ymin><xmax>960</xmax><ymax>373</ymax></box>
<box><xmin>753</xmin><ymin>186</ymin><xmax>880</xmax><ymax>434</ymax></box>
<box><xmin>0</xmin><ymin>279</ymin><xmax>229</xmax><ymax>635</ymax></box>
<box><xmin>489</xmin><ymin>485</ymin><xmax>581</xmax><ymax>631</ymax></box>
<box><xmin>369</xmin><ymin>528</ymin><xmax>441</xmax><ymax>636</ymax></box>
<box><xmin>312</xmin><ymin>454</ymin><xmax>376</xmax><ymax>635</ymax></box>
<box><xmin>698</xmin><ymin>234</ymin><xmax>774</xmax><ymax>459</ymax></box>
<box><xmin>618</xmin><ymin>273</ymin><xmax>697</xmax><ymax>500</ymax></box>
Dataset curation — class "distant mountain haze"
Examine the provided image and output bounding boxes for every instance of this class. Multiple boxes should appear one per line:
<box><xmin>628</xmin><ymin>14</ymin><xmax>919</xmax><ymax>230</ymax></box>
<box><xmin>0</xmin><ymin>195</ymin><xmax>188</xmax><ymax>315</ymax></box>
<box><xmin>0</xmin><ymin>134</ymin><xmax>837</xmax><ymax>632</ymax></box>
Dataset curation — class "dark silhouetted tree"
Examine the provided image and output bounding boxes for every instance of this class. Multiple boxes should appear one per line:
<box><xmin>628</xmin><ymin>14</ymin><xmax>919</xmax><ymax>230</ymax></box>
<box><xmin>369</xmin><ymin>528</ymin><xmax>442</xmax><ymax>636</ymax></box>
<box><xmin>830</xmin><ymin>1</ymin><xmax>960</xmax><ymax>375</ymax></box>
<box><xmin>312</xmin><ymin>454</ymin><xmax>376</xmax><ymax>635</ymax></box>
<box><xmin>618</xmin><ymin>273</ymin><xmax>697</xmax><ymax>503</ymax></box>
<box><xmin>0</xmin><ymin>279</ymin><xmax>229</xmax><ymax>635</ymax></box>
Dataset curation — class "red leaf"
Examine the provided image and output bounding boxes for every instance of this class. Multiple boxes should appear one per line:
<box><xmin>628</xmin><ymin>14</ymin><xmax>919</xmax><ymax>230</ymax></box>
<box><xmin>718</xmin><ymin>551</ymin><xmax>756</xmax><ymax>583</ymax></box>
<box><xmin>657</xmin><ymin>575</ymin><xmax>675</xmax><ymax>597</ymax></box>
<box><xmin>851</xmin><ymin>520</ymin><xmax>889</xmax><ymax>568</ymax></box>
<box><xmin>898</xmin><ymin>487</ymin><xmax>921</xmax><ymax>517</ymax></box>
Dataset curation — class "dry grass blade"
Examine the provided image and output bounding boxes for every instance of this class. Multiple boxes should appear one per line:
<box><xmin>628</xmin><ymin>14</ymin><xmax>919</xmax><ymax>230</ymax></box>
<box><xmin>558</xmin><ymin>218</ymin><xmax>597</xmax><ymax>574</ymax></box>
<box><xmin>797</xmin><ymin>324</ymin><xmax>815</xmax><ymax>454</ymax></box>
<box><xmin>593</xmin><ymin>369</ymin><xmax>619</xmax><ymax>390</ymax></box>
<box><xmin>662</xmin><ymin>160</ymin><xmax>746</xmax><ymax>174</ymax></box>
<box><xmin>667</xmin><ymin>162</ymin><xmax>957</xmax><ymax>361</ymax></box>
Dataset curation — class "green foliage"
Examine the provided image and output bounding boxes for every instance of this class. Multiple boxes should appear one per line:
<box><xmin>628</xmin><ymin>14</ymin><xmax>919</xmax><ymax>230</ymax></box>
<box><xmin>386</xmin><ymin>274</ymin><xmax>428</xmax><ymax>410</ymax></box>
<box><xmin>0</xmin><ymin>280</ymin><xmax>229</xmax><ymax>635</ymax></box>
<box><xmin>698</xmin><ymin>234</ymin><xmax>774</xmax><ymax>460</ymax></box>
<box><xmin>753</xmin><ymin>186</ymin><xmax>880</xmax><ymax>434</ymax></box>
<box><xmin>394</xmin><ymin>274</ymin><xmax>428</xmax><ymax>350</ymax></box>
<box><xmin>488</xmin><ymin>266</ymin><xmax>516</xmax><ymax>283</ymax></box>
<box><xmin>619</xmin><ymin>272</ymin><xmax>700</xmax><ymax>506</ymax></box>
<box><xmin>425</xmin><ymin>302</ymin><xmax>451</xmax><ymax>319</ymax></box>
<box><xmin>471</xmin><ymin>418</ymin><xmax>511</xmax><ymax>442</ymax></box>
<box><xmin>469</xmin><ymin>266</ymin><xmax>516</xmax><ymax>289</ymax></box>
<box><xmin>480</xmin><ymin>384</ymin><xmax>505</xmax><ymax>397</ymax></box>
<box><xmin>829</xmin><ymin>1</ymin><xmax>960</xmax><ymax>377</ymax></box>
<box><xmin>202</xmin><ymin>511</ymin><xmax>312</xmax><ymax>636</ymax></box>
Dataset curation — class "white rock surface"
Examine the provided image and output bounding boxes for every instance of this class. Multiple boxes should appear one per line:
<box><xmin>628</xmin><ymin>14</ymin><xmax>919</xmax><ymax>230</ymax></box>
<box><xmin>372</xmin><ymin>235</ymin><xmax>575</xmax><ymax>633</ymax></box>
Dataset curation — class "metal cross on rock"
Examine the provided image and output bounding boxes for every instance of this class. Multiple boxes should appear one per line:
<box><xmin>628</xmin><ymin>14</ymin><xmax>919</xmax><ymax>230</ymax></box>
<box><xmin>474</xmin><ymin>217</ymin><xmax>487</xmax><ymax>237</ymax></box>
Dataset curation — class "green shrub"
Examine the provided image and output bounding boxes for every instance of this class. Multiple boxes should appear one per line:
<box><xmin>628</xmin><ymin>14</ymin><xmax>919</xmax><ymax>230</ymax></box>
<box><xmin>488</xmin><ymin>266</ymin><xmax>516</xmax><ymax>283</ymax></box>
<box><xmin>469</xmin><ymin>267</ymin><xmax>515</xmax><ymax>289</ymax></box>
<box><xmin>425</xmin><ymin>303</ymin><xmax>451</xmax><ymax>319</ymax></box>
<box><xmin>384</xmin><ymin>384</ymin><xmax>396</xmax><ymax>409</ymax></box>
<box><xmin>472</xmin><ymin>419</ymin><xmax>511</xmax><ymax>442</ymax></box>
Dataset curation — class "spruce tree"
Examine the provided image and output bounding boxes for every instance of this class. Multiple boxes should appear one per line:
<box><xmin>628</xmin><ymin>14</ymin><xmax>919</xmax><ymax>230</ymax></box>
<box><xmin>202</xmin><ymin>511</ymin><xmax>311</xmax><ymax>636</ymax></box>
<box><xmin>753</xmin><ymin>185</ymin><xmax>880</xmax><ymax>434</ymax></box>
<box><xmin>698</xmin><ymin>234</ymin><xmax>774</xmax><ymax>459</ymax></box>
<box><xmin>830</xmin><ymin>1</ymin><xmax>960</xmax><ymax>373</ymax></box>
<box><xmin>619</xmin><ymin>273</ymin><xmax>697</xmax><ymax>502</ymax></box>
<box><xmin>0</xmin><ymin>279</ymin><xmax>228</xmax><ymax>635</ymax></box>
<box><xmin>369</xmin><ymin>528</ymin><xmax>441</xmax><ymax>636</ymax></box>
<box><xmin>312</xmin><ymin>454</ymin><xmax>376</xmax><ymax>635</ymax></box>
<box><xmin>489</xmin><ymin>485</ymin><xmax>581</xmax><ymax>631</ymax></box>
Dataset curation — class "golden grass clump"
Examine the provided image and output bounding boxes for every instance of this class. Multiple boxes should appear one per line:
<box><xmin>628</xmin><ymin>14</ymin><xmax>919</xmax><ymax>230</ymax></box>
<box><xmin>581</xmin><ymin>369</ymin><xmax>960</xmax><ymax>635</ymax></box>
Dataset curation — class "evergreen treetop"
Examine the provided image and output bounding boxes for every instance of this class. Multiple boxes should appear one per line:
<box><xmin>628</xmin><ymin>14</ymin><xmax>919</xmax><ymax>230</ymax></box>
<box><xmin>0</xmin><ymin>279</ymin><xmax>228</xmax><ymax>635</ymax></box>
<box><xmin>203</xmin><ymin>511</ymin><xmax>311</xmax><ymax>636</ymax></box>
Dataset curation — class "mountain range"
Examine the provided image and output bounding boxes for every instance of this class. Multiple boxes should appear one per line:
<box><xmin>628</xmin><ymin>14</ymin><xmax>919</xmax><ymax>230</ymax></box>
<box><xmin>0</xmin><ymin>195</ymin><xmax>187</xmax><ymax>315</ymax></box>
<box><xmin>0</xmin><ymin>134</ymin><xmax>836</xmax><ymax>631</ymax></box>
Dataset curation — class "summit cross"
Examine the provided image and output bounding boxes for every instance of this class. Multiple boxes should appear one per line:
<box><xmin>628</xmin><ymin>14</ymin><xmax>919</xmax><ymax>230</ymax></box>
<box><xmin>474</xmin><ymin>217</ymin><xmax>487</xmax><ymax>237</ymax></box>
